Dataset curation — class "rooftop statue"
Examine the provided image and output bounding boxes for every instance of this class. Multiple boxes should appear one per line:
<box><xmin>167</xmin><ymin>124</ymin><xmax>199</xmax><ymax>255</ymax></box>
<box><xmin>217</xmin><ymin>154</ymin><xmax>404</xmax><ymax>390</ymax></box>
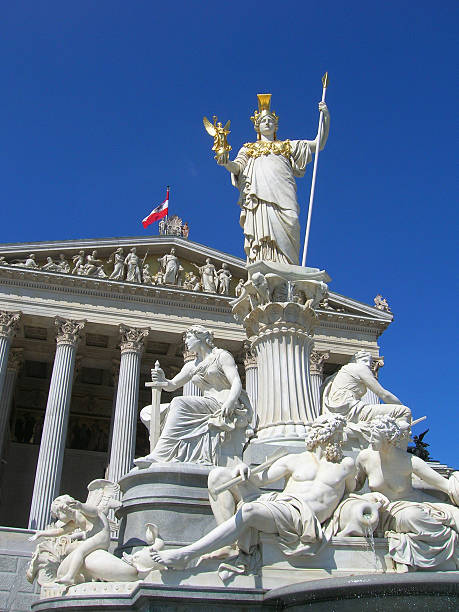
<box><xmin>157</xmin><ymin>247</ymin><xmax>182</xmax><ymax>285</ymax></box>
<box><xmin>205</xmin><ymin>94</ymin><xmax>330</xmax><ymax>265</ymax></box>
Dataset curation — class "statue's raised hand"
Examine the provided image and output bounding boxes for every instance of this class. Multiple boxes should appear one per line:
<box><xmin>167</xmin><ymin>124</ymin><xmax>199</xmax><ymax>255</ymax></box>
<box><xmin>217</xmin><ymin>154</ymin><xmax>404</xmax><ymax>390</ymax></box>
<box><xmin>318</xmin><ymin>101</ymin><xmax>329</xmax><ymax>115</ymax></box>
<box><xmin>150</xmin><ymin>365</ymin><xmax>167</xmax><ymax>386</ymax></box>
<box><xmin>216</xmin><ymin>151</ymin><xmax>229</xmax><ymax>166</ymax></box>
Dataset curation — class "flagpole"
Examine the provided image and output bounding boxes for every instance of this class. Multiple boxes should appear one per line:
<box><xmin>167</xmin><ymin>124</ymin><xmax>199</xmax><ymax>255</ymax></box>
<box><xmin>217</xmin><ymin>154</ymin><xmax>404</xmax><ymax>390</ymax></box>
<box><xmin>164</xmin><ymin>186</ymin><xmax>169</xmax><ymax>233</ymax></box>
<box><xmin>301</xmin><ymin>72</ymin><xmax>329</xmax><ymax>267</ymax></box>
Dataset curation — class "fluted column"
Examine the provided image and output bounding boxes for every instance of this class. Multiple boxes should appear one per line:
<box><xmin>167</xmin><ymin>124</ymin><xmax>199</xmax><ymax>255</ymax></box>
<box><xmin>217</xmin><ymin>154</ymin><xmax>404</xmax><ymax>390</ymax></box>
<box><xmin>0</xmin><ymin>311</ymin><xmax>21</xmax><ymax>400</ymax></box>
<box><xmin>181</xmin><ymin>348</ymin><xmax>202</xmax><ymax>396</ymax></box>
<box><xmin>309</xmin><ymin>350</ymin><xmax>330</xmax><ymax>418</ymax></box>
<box><xmin>0</xmin><ymin>348</ymin><xmax>23</xmax><ymax>459</ymax></box>
<box><xmin>107</xmin><ymin>325</ymin><xmax>149</xmax><ymax>486</ymax></box>
<box><xmin>363</xmin><ymin>356</ymin><xmax>384</xmax><ymax>404</ymax></box>
<box><xmin>28</xmin><ymin>317</ymin><xmax>85</xmax><ymax>529</ymax></box>
<box><xmin>243</xmin><ymin>341</ymin><xmax>258</xmax><ymax>428</ymax></box>
<box><xmin>249</xmin><ymin>303</ymin><xmax>317</xmax><ymax>440</ymax></box>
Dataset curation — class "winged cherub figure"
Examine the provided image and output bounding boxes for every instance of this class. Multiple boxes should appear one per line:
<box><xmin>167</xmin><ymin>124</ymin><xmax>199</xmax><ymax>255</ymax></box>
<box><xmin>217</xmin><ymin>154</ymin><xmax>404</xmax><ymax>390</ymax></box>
<box><xmin>28</xmin><ymin>479</ymin><xmax>121</xmax><ymax>586</ymax></box>
<box><xmin>203</xmin><ymin>115</ymin><xmax>232</xmax><ymax>161</ymax></box>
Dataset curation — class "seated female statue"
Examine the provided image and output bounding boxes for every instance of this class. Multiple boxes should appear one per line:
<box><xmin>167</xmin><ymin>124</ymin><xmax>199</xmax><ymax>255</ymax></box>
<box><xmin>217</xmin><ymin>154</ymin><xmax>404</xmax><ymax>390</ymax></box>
<box><xmin>136</xmin><ymin>325</ymin><xmax>251</xmax><ymax>467</ymax></box>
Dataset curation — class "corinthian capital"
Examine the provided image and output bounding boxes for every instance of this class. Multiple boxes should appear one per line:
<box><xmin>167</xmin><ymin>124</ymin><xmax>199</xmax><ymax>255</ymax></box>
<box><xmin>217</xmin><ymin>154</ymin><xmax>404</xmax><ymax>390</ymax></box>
<box><xmin>119</xmin><ymin>324</ymin><xmax>149</xmax><ymax>354</ymax></box>
<box><xmin>0</xmin><ymin>311</ymin><xmax>21</xmax><ymax>340</ymax></box>
<box><xmin>309</xmin><ymin>350</ymin><xmax>330</xmax><ymax>376</ymax></box>
<box><xmin>55</xmin><ymin>317</ymin><xmax>85</xmax><ymax>346</ymax></box>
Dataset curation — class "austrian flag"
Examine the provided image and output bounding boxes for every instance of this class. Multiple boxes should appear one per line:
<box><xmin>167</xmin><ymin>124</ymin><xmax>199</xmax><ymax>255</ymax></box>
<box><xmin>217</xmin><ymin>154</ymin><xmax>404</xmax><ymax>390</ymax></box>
<box><xmin>142</xmin><ymin>187</ymin><xmax>169</xmax><ymax>228</ymax></box>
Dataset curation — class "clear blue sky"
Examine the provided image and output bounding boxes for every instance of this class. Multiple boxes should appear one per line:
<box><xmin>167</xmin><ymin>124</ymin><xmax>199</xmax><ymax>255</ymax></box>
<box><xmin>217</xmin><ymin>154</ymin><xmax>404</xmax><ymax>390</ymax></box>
<box><xmin>0</xmin><ymin>2</ymin><xmax>457</xmax><ymax>466</ymax></box>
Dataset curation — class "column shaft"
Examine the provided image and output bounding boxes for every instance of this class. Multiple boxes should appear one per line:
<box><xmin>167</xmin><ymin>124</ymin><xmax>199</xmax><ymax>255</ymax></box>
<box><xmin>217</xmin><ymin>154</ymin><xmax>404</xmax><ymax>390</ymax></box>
<box><xmin>107</xmin><ymin>325</ymin><xmax>148</xmax><ymax>486</ymax></box>
<box><xmin>0</xmin><ymin>349</ymin><xmax>23</xmax><ymax>459</ymax></box>
<box><xmin>107</xmin><ymin>351</ymin><xmax>141</xmax><ymax>482</ymax></box>
<box><xmin>28</xmin><ymin>318</ymin><xmax>84</xmax><ymax>530</ymax></box>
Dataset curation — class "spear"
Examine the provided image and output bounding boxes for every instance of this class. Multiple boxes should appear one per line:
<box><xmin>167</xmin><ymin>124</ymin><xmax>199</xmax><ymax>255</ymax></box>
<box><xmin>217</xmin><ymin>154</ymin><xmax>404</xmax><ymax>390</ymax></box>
<box><xmin>301</xmin><ymin>72</ymin><xmax>329</xmax><ymax>267</ymax></box>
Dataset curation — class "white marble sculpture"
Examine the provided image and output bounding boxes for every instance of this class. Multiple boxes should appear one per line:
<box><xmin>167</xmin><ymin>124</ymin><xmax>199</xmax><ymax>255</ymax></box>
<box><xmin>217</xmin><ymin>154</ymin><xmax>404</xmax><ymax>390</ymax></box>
<box><xmin>71</xmin><ymin>251</ymin><xmax>85</xmax><ymax>275</ymax></box>
<box><xmin>217</xmin><ymin>263</ymin><xmax>232</xmax><ymax>295</ymax></box>
<box><xmin>108</xmin><ymin>247</ymin><xmax>125</xmax><ymax>280</ymax></box>
<box><xmin>322</xmin><ymin>350</ymin><xmax>412</xmax><ymax>432</ymax></box>
<box><xmin>356</xmin><ymin>415</ymin><xmax>459</xmax><ymax>571</ymax></box>
<box><xmin>142</xmin><ymin>263</ymin><xmax>152</xmax><ymax>284</ymax></box>
<box><xmin>234</xmin><ymin>278</ymin><xmax>244</xmax><ymax>297</ymax></box>
<box><xmin>146</xmin><ymin>414</ymin><xmax>355</xmax><ymax>570</ymax></box>
<box><xmin>193</xmin><ymin>258</ymin><xmax>218</xmax><ymax>293</ymax></box>
<box><xmin>158</xmin><ymin>248</ymin><xmax>182</xmax><ymax>285</ymax></box>
<box><xmin>41</xmin><ymin>257</ymin><xmax>62</xmax><ymax>272</ymax></box>
<box><xmin>135</xmin><ymin>325</ymin><xmax>252</xmax><ymax>467</ymax></box>
<box><xmin>374</xmin><ymin>293</ymin><xmax>391</xmax><ymax>312</ymax></box>
<box><xmin>11</xmin><ymin>253</ymin><xmax>39</xmax><ymax>268</ymax></box>
<box><xmin>27</xmin><ymin>480</ymin><xmax>122</xmax><ymax>587</ymax></box>
<box><xmin>124</xmin><ymin>247</ymin><xmax>142</xmax><ymax>283</ymax></box>
<box><xmin>184</xmin><ymin>271</ymin><xmax>201</xmax><ymax>292</ymax></box>
<box><xmin>212</xmin><ymin>94</ymin><xmax>330</xmax><ymax>266</ymax></box>
<box><xmin>81</xmin><ymin>250</ymin><xmax>107</xmax><ymax>278</ymax></box>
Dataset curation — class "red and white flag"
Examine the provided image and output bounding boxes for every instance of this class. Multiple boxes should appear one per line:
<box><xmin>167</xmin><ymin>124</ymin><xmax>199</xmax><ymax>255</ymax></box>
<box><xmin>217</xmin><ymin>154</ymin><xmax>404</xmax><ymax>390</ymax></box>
<box><xmin>142</xmin><ymin>187</ymin><xmax>169</xmax><ymax>228</ymax></box>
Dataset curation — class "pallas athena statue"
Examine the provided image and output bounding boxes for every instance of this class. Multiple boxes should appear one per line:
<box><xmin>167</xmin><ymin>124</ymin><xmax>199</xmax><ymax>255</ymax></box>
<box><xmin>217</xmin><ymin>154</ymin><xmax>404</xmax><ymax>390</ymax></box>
<box><xmin>211</xmin><ymin>94</ymin><xmax>330</xmax><ymax>266</ymax></box>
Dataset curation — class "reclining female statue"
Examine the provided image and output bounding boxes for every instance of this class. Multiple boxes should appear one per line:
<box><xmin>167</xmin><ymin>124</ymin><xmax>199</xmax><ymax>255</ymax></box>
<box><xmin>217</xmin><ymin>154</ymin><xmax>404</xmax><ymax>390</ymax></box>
<box><xmin>135</xmin><ymin>325</ymin><xmax>251</xmax><ymax>467</ymax></box>
<box><xmin>356</xmin><ymin>415</ymin><xmax>459</xmax><ymax>571</ymax></box>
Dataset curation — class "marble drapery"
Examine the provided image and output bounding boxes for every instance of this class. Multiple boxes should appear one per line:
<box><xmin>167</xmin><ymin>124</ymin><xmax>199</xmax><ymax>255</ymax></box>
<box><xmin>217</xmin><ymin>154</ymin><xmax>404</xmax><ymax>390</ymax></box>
<box><xmin>231</xmin><ymin>140</ymin><xmax>311</xmax><ymax>265</ymax></box>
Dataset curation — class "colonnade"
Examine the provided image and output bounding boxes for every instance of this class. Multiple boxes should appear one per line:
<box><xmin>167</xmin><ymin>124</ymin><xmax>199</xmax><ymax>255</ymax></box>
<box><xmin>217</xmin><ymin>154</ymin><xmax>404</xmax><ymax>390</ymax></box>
<box><xmin>0</xmin><ymin>308</ymin><xmax>383</xmax><ymax>530</ymax></box>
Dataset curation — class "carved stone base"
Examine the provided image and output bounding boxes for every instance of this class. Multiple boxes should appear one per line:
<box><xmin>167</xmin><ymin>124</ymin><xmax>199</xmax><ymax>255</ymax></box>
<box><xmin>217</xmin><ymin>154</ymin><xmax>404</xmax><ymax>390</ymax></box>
<box><xmin>31</xmin><ymin>539</ymin><xmax>459</xmax><ymax>610</ymax></box>
<box><xmin>117</xmin><ymin>464</ymin><xmax>215</xmax><ymax>554</ymax></box>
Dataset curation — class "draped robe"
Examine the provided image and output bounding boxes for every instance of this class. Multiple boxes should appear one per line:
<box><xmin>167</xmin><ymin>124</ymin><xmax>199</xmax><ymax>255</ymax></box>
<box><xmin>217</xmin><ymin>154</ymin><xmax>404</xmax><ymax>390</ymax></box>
<box><xmin>231</xmin><ymin>140</ymin><xmax>311</xmax><ymax>265</ymax></box>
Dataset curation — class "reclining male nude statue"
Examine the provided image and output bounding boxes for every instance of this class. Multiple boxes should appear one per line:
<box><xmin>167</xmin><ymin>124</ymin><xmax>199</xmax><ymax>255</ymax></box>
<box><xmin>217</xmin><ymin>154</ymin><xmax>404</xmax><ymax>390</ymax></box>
<box><xmin>148</xmin><ymin>414</ymin><xmax>356</xmax><ymax>569</ymax></box>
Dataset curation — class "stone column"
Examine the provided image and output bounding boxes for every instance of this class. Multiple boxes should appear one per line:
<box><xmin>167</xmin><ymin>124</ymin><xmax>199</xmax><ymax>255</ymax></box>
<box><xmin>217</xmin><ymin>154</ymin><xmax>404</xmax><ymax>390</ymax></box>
<box><xmin>363</xmin><ymin>357</ymin><xmax>384</xmax><ymax>404</ymax></box>
<box><xmin>249</xmin><ymin>302</ymin><xmax>317</xmax><ymax>440</ymax></box>
<box><xmin>309</xmin><ymin>350</ymin><xmax>330</xmax><ymax>419</ymax></box>
<box><xmin>0</xmin><ymin>311</ymin><xmax>21</xmax><ymax>400</ymax></box>
<box><xmin>107</xmin><ymin>359</ymin><xmax>120</xmax><ymax>459</ymax></box>
<box><xmin>107</xmin><ymin>325</ymin><xmax>149</xmax><ymax>486</ymax></box>
<box><xmin>243</xmin><ymin>341</ymin><xmax>258</xmax><ymax>428</ymax></box>
<box><xmin>182</xmin><ymin>349</ymin><xmax>202</xmax><ymax>396</ymax></box>
<box><xmin>0</xmin><ymin>348</ymin><xmax>23</xmax><ymax>459</ymax></box>
<box><xmin>28</xmin><ymin>317</ymin><xmax>85</xmax><ymax>530</ymax></box>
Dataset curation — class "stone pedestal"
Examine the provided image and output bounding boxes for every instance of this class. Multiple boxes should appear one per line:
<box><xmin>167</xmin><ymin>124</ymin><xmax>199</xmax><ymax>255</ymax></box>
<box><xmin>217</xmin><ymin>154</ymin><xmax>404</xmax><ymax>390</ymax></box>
<box><xmin>248</xmin><ymin>302</ymin><xmax>317</xmax><ymax>441</ymax></box>
<box><xmin>28</xmin><ymin>317</ymin><xmax>85</xmax><ymax>530</ymax></box>
<box><xmin>231</xmin><ymin>261</ymin><xmax>329</xmax><ymax>448</ymax></box>
<box><xmin>107</xmin><ymin>325</ymin><xmax>149</xmax><ymax>488</ymax></box>
<box><xmin>117</xmin><ymin>464</ymin><xmax>214</xmax><ymax>553</ymax></box>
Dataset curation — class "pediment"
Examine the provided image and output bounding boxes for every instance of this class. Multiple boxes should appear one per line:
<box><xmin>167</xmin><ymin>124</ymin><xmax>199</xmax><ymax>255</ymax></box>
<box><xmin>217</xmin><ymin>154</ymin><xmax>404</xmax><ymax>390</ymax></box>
<box><xmin>0</xmin><ymin>235</ymin><xmax>247</xmax><ymax>297</ymax></box>
<box><xmin>0</xmin><ymin>235</ymin><xmax>392</xmax><ymax>324</ymax></box>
